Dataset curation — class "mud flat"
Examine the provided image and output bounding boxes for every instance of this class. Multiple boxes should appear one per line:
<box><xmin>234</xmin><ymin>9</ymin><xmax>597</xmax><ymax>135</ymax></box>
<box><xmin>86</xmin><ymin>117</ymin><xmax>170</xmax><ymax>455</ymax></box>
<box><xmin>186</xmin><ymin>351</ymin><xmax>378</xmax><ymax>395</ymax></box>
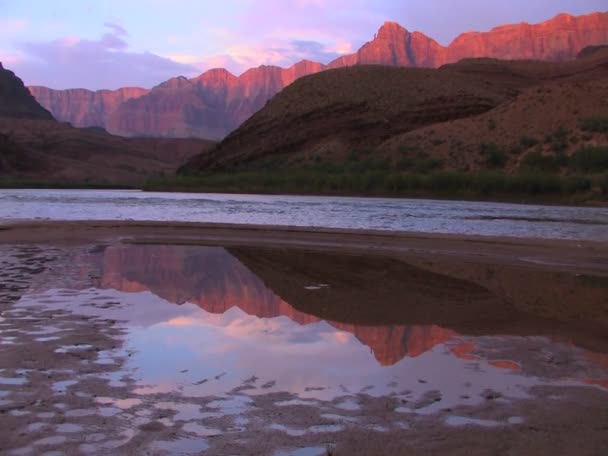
<box><xmin>0</xmin><ymin>221</ymin><xmax>607</xmax><ymax>455</ymax></box>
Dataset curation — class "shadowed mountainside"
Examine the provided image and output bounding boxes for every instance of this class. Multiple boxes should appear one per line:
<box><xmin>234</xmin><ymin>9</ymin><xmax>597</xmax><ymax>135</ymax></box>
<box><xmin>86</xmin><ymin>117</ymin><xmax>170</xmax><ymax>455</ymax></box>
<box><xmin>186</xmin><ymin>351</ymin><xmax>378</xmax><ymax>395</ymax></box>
<box><xmin>0</xmin><ymin>63</ymin><xmax>214</xmax><ymax>184</ymax></box>
<box><xmin>29</xmin><ymin>11</ymin><xmax>608</xmax><ymax>140</ymax></box>
<box><xmin>183</xmin><ymin>47</ymin><xmax>608</xmax><ymax>174</ymax></box>
<box><xmin>0</xmin><ymin>62</ymin><xmax>53</xmax><ymax>120</ymax></box>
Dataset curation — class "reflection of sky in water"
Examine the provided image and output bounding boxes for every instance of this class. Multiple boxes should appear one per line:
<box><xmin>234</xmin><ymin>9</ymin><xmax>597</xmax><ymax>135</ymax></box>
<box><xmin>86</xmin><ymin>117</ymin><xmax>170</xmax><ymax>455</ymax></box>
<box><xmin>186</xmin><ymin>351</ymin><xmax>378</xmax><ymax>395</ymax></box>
<box><xmin>18</xmin><ymin>288</ymin><xmax>595</xmax><ymax>408</ymax></box>
<box><xmin>14</xmin><ymin>243</ymin><xmax>608</xmax><ymax>409</ymax></box>
<box><xmin>124</xmin><ymin>303</ymin><xmax>539</xmax><ymax>405</ymax></box>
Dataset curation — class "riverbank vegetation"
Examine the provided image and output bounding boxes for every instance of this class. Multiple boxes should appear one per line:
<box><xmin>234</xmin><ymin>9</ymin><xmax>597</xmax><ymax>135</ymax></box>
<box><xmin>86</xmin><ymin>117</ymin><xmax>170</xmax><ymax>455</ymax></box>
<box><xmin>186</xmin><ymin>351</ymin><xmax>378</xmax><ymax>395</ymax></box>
<box><xmin>0</xmin><ymin>178</ymin><xmax>135</xmax><ymax>190</ymax></box>
<box><xmin>145</xmin><ymin>138</ymin><xmax>608</xmax><ymax>203</ymax></box>
<box><xmin>144</xmin><ymin>167</ymin><xmax>608</xmax><ymax>204</ymax></box>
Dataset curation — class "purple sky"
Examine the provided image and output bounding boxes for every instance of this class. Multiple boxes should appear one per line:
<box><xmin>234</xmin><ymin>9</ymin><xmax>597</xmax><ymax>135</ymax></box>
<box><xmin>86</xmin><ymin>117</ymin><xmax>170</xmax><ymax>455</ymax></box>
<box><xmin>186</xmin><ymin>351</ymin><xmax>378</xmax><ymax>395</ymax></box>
<box><xmin>0</xmin><ymin>0</ymin><xmax>605</xmax><ymax>90</ymax></box>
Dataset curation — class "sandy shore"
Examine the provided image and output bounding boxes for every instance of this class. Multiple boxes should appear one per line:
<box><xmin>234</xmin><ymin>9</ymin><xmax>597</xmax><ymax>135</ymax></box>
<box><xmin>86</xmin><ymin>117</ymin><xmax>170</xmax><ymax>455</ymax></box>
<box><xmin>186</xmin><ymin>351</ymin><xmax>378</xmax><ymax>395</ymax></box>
<box><xmin>1</xmin><ymin>221</ymin><xmax>607</xmax><ymax>455</ymax></box>
<box><xmin>2</xmin><ymin>220</ymin><xmax>607</xmax><ymax>274</ymax></box>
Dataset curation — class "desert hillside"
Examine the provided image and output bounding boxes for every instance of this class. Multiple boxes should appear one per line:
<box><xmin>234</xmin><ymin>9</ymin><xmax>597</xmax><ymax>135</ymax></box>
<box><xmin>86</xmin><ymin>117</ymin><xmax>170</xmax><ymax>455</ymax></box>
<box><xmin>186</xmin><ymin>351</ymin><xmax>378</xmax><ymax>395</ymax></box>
<box><xmin>0</xmin><ymin>63</ymin><xmax>214</xmax><ymax>185</ymax></box>
<box><xmin>183</xmin><ymin>47</ymin><xmax>608</xmax><ymax>178</ymax></box>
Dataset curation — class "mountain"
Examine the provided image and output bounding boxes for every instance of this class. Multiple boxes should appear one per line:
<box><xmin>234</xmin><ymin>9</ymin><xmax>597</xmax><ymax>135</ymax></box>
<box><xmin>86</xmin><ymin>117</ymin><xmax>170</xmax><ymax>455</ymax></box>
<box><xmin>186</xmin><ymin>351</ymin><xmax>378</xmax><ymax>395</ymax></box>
<box><xmin>29</xmin><ymin>61</ymin><xmax>326</xmax><ymax>140</ymax></box>
<box><xmin>183</xmin><ymin>47</ymin><xmax>608</xmax><ymax>174</ymax></box>
<box><xmin>0</xmin><ymin>132</ymin><xmax>26</xmax><ymax>173</ymax></box>
<box><xmin>0</xmin><ymin>62</ymin><xmax>53</xmax><ymax>120</ymax></box>
<box><xmin>28</xmin><ymin>86</ymin><xmax>148</xmax><ymax>129</ymax></box>
<box><xmin>445</xmin><ymin>12</ymin><xmax>608</xmax><ymax>63</ymax></box>
<box><xmin>28</xmin><ymin>11</ymin><xmax>608</xmax><ymax>140</ymax></box>
<box><xmin>0</xmin><ymin>62</ymin><xmax>214</xmax><ymax>183</ymax></box>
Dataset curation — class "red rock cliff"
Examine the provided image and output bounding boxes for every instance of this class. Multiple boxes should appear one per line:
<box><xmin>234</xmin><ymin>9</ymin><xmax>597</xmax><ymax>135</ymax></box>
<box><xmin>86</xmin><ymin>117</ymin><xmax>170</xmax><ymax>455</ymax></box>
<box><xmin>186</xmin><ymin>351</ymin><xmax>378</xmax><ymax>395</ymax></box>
<box><xmin>446</xmin><ymin>12</ymin><xmax>608</xmax><ymax>63</ymax></box>
<box><xmin>28</xmin><ymin>86</ymin><xmax>148</xmax><ymax>129</ymax></box>
<box><xmin>29</xmin><ymin>11</ymin><xmax>608</xmax><ymax>139</ymax></box>
<box><xmin>104</xmin><ymin>60</ymin><xmax>326</xmax><ymax>140</ymax></box>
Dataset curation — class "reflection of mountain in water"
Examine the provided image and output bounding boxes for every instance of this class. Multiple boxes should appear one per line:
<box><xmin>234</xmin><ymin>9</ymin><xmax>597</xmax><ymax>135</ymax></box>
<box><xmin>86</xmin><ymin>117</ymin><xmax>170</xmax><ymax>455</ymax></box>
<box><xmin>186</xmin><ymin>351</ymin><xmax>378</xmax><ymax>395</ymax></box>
<box><xmin>99</xmin><ymin>245</ymin><xmax>455</xmax><ymax>366</ymax></box>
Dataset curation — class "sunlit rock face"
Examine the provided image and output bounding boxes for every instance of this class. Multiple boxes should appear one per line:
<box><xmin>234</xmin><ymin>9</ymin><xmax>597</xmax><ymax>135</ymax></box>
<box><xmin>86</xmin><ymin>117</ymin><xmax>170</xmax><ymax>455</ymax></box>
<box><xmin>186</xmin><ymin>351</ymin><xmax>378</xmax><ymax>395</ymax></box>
<box><xmin>445</xmin><ymin>13</ymin><xmax>608</xmax><ymax>63</ymax></box>
<box><xmin>328</xmin><ymin>21</ymin><xmax>446</xmax><ymax>68</ymax></box>
<box><xmin>330</xmin><ymin>12</ymin><xmax>608</xmax><ymax>68</ymax></box>
<box><xmin>28</xmin><ymin>12</ymin><xmax>608</xmax><ymax>139</ymax></box>
<box><xmin>29</xmin><ymin>62</ymin><xmax>327</xmax><ymax>141</ymax></box>
<box><xmin>27</xmin><ymin>86</ymin><xmax>148</xmax><ymax>129</ymax></box>
<box><xmin>99</xmin><ymin>245</ymin><xmax>455</xmax><ymax>366</ymax></box>
<box><xmin>103</xmin><ymin>62</ymin><xmax>328</xmax><ymax>140</ymax></box>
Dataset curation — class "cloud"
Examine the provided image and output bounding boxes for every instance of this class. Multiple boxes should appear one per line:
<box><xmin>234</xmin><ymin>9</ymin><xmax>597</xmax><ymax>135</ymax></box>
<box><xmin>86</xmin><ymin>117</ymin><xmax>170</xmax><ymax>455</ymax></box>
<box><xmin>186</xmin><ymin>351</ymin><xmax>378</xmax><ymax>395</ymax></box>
<box><xmin>166</xmin><ymin>34</ymin><xmax>352</xmax><ymax>76</ymax></box>
<box><xmin>227</xmin><ymin>38</ymin><xmax>342</xmax><ymax>69</ymax></box>
<box><xmin>10</xmin><ymin>25</ymin><xmax>197</xmax><ymax>90</ymax></box>
<box><xmin>0</xmin><ymin>17</ymin><xmax>27</xmax><ymax>35</ymax></box>
<box><xmin>8</xmin><ymin>0</ymin><xmax>601</xmax><ymax>89</ymax></box>
<box><xmin>103</xmin><ymin>22</ymin><xmax>128</xmax><ymax>36</ymax></box>
<box><xmin>288</xmin><ymin>39</ymin><xmax>342</xmax><ymax>61</ymax></box>
<box><xmin>0</xmin><ymin>53</ymin><xmax>19</xmax><ymax>66</ymax></box>
<box><xmin>177</xmin><ymin>38</ymin><xmax>343</xmax><ymax>76</ymax></box>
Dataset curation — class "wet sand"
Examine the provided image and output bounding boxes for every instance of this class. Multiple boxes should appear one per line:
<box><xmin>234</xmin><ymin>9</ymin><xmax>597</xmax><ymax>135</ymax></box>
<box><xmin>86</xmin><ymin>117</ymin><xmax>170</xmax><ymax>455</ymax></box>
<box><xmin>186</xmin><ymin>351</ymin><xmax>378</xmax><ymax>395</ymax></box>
<box><xmin>2</xmin><ymin>220</ymin><xmax>608</xmax><ymax>273</ymax></box>
<box><xmin>1</xmin><ymin>221</ymin><xmax>607</xmax><ymax>455</ymax></box>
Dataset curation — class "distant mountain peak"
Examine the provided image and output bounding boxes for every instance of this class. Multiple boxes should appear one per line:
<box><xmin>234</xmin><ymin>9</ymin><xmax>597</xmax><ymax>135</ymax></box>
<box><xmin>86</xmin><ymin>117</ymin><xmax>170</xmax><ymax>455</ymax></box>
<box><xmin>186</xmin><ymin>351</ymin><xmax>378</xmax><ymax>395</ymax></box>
<box><xmin>376</xmin><ymin>20</ymin><xmax>409</xmax><ymax>38</ymax></box>
<box><xmin>28</xmin><ymin>10</ymin><xmax>608</xmax><ymax>140</ymax></box>
<box><xmin>191</xmin><ymin>68</ymin><xmax>238</xmax><ymax>85</ymax></box>
<box><xmin>380</xmin><ymin>20</ymin><xmax>406</xmax><ymax>29</ymax></box>
<box><xmin>155</xmin><ymin>75</ymin><xmax>192</xmax><ymax>90</ymax></box>
<box><xmin>198</xmin><ymin>67</ymin><xmax>237</xmax><ymax>77</ymax></box>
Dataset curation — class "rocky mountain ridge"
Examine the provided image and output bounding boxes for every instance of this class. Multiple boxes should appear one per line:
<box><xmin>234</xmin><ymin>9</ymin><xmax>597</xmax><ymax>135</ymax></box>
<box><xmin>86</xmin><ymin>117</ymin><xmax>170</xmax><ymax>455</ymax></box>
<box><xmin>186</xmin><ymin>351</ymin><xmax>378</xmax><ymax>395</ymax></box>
<box><xmin>28</xmin><ymin>11</ymin><xmax>608</xmax><ymax>139</ymax></box>
<box><xmin>0</xmin><ymin>63</ymin><xmax>213</xmax><ymax>182</ymax></box>
<box><xmin>184</xmin><ymin>46</ymin><xmax>608</xmax><ymax>174</ymax></box>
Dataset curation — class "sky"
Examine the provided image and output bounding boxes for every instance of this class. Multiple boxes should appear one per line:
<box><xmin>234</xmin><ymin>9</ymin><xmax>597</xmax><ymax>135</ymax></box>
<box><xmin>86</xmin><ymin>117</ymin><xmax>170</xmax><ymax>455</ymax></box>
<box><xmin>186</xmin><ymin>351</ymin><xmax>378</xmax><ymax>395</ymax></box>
<box><xmin>0</xmin><ymin>0</ymin><xmax>605</xmax><ymax>90</ymax></box>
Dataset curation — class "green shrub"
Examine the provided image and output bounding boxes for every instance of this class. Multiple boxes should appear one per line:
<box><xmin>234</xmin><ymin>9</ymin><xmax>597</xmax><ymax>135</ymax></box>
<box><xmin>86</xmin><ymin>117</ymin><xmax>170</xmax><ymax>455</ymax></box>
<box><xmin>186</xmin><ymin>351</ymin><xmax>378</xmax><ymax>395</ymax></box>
<box><xmin>570</xmin><ymin>146</ymin><xmax>608</xmax><ymax>172</ymax></box>
<box><xmin>599</xmin><ymin>174</ymin><xmax>608</xmax><ymax>195</ymax></box>
<box><xmin>520</xmin><ymin>151</ymin><xmax>566</xmax><ymax>172</ymax></box>
<box><xmin>551</xmin><ymin>139</ymin><xmax>569</xmax><ymax>153</ymax></box>
<box><xmin>520</xmin><ymin>136</ymin><xmax>539</xmax><ymax>148</ymax></box>
<box><xmin>395</xmin><ymin>156</ymin><xmax>442</xmax><ymax>173</ymax></box>
<box><xmin>553</xmin><ymin>126</ymin><xmax>570</xmax><ymax>140</ymax></box>
<box><xmin>561</xmin><ymin>176</ymin><xmax>592</xmax><ymax>194</ymax></box>
<box><xmin>347</xmin><ymin>150</ymin><xmax>361</xmax><ymax>162</ymax></box>
<box><xmin>426</xmin><ymin>172</ymin><xmax>470</xmax><ymax>192</ymax></box>
<box><xmin>144</xmin><ymin>167</ymin><xmax>606</xmax><ymax>201</ymax></box>
<box><xmin>579</xmin><ymin>117</ymin><xmax>608</xmax><ymax>133</ymax></box>
<box><xmin>508</xmin><ymin>173</ymin><xmax>563</xmax><ymax>194</ymax></box>
<box><xmin>345</xmin><ymin>157</ymin><xmax>391</xmax><ymax>173</ymax></box>
<box><xmin>480</xmin><ymin>143</ymin><xmax>508</xmax><ymax>168</ymax></box>
<box><xmin>472</xmin><ymin>172</ymin><xmax>507</xmax><ymax>195</ymax></box>
<box><xmin>509</xmin><ymin>144</ymin><xmax>524</xmax><ymax>155</ymax></box>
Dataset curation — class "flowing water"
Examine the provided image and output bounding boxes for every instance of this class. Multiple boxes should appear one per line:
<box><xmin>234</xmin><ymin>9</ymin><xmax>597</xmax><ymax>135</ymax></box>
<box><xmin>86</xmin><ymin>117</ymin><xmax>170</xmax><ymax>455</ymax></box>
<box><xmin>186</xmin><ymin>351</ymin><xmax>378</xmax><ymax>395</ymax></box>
<box><xmin>1</xmin><ymin>189</ymin><xmax>608</xmax><ymax>240</ymax></box>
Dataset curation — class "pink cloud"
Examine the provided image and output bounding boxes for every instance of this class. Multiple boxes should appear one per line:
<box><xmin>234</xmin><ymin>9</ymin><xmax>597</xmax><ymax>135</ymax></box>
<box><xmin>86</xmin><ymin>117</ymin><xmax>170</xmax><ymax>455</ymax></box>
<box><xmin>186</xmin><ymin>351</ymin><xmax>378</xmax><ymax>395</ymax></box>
<box><xmin>11</xmin><ymin>24</ymin><xmax>197</xmax><ymax>89</ymax></box>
